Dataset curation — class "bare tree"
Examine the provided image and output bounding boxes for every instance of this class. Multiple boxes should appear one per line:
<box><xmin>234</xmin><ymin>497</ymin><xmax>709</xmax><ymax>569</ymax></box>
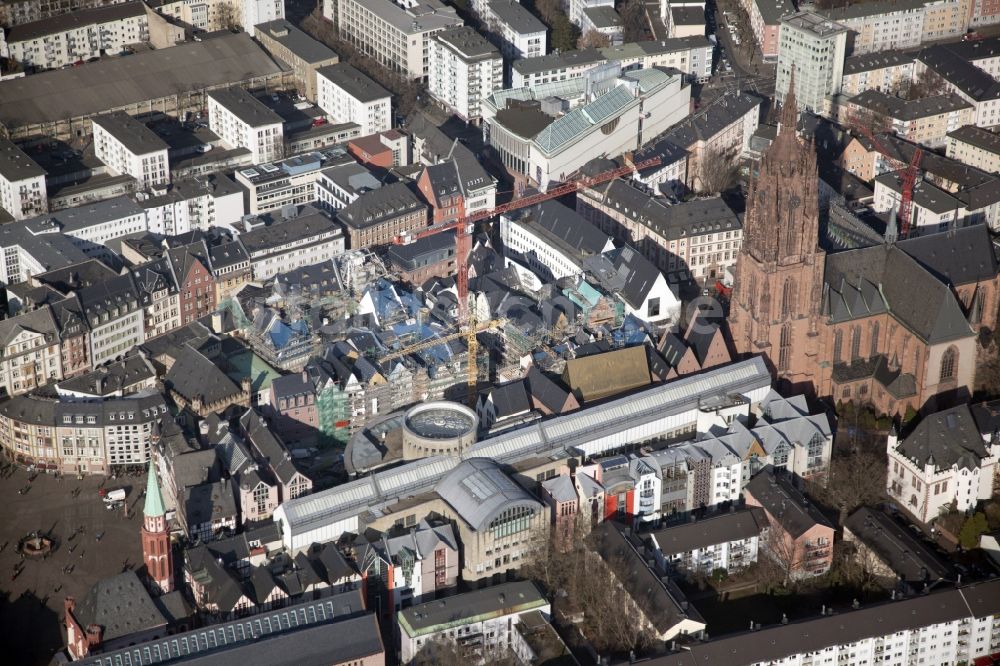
<box><xmin>216</xmin><ymin>1</ymin><xmax>242</xmax><ymax>31</ymax></box>
<box><xmin>620</xmin><ymin>0</ymin><xmax>648</xmax><ymax>43</ymax></box>
<box><xmin>806</xmin><ymin>447</ymin><xmax>886</xmax><ymax>526</ymax></box>
<box><xmin>756</xmin><ymin>525</ymin><xmax>803</xmax><ymax>590</ymax></box>
<box><xmin>697</xmin><ymin>147</ymin><xmax>739</xmax><ymax>195</ymax></box>
<box><xmin>833</xmin><ymin>541</ymin><xmax>890</xmax><ymax>593</ymax></box>
<box><xmin>578</xmin><ymin>29</ymin><xmax>612</xmax><ymax>49</ymax></box>
<box><xmin>908</xmin><ymin>68</ymin><xmax>948</xmax><ymax>100</ymax></box>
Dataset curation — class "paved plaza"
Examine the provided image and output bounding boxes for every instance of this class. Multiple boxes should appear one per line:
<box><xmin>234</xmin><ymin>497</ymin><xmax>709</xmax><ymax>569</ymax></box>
<box><xmin>0</xmin><ymin>466</ymin><xmax>144</xmax><ymax>665</ymax></box>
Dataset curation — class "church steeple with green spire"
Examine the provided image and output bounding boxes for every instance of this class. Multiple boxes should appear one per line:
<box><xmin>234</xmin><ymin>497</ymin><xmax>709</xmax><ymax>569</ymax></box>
<box><xmin>143</xmin><ymin>456</ymin><xmax>165</xmax><ymax>518</ymax></box>
<box><xmin>141</xmin><ymin>454</ymin><xmax>173</xmax><ymax>594</ymax></box>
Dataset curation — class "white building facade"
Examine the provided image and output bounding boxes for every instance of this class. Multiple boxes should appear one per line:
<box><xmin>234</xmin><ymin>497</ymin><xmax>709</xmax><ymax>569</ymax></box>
<box><xmin>316</xmin><ymin>63</ymin><xmax>392</xmax><ymax>137</ymax></box>
<box><xmin>207</xmin><ymin>88</ymin><xmax>284</xmax><ymax>165</ymax></box>
<box><xmin>428</xmin><ymin>27</ymin><xmax>502</xmax><ymax>124</ymax></box>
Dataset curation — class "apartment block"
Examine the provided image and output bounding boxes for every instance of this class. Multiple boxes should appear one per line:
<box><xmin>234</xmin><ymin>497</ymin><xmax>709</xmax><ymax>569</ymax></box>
<box><xmin>91</xmin><ymin>111</ymin><xmax>170</xmax><ymax>188</ymax></box>
<box><xmin>332</xmin><ymin>0</ymin><xmax>463</xmax><ymax>80</ymax></box>
<box><xmin>653</xmin><ymin>579</ymin><xmax>1000</xmax><ymax>666</ymax></box>
<box><xmin>207</xmin><ymin>87</ymin><xmax>284</xmax><ymax>164</ymax></box>
<box><xmin>0</xmin><ymin>139</ymin><xmax>47</xmax><ymax>220</ymax></box>
<box><xmin>428</xmin><ymin>27</ymin><xmax>502</xmax><ymax>124</ymax></box>
<box><xmin>744</xmin><ymin>469</ymin><xmax>835</xmax><ymax>579</ymax></box>
<box><xmin>649</xmin><ymin>508</ymin><xmax>768</xmax><ymax>574</ymax></box>
<box><xmin>839</xmin><ymin>50</ymin><xmax>915</xmax><ymax>97</ymax></box>
<box><xmin>4</xmin><ymin>1</ymin><xmax>148</xmax><ymax>71</ymax></box>
<box><xmin>848</xmin><ymin>90</ymin><xmax>975</xmax><ymax>148</ymax></box>
<box><xmin>240</xmin><ymin>0</ymin><xmax>284</xmax><ymax>33</ymax></box>
<box><xmin>484</xmin><ymin>0</ymin><xmax>547</xmax><ymax>62</ymax></box>
<box><xmin>776</xmin><ymin>12</ymin><xmax>848</xmax><ymax>114</ymax></box>
<box><xmin>740</xmin><ymin>0</ymin><xmax>795</xmax><ymax>60</ymax></box>
<box><xmin>316</xmin><ymin>63</ymin><xmax>392</xmax><ymax>137</ymax></box>
<box><xmin>947</xmin><ymin>124</ymin><xmax>1000</xmax><ymax>173</ymax></box>
<box><xmin>601</xmin><ymin>37</ymin><xmax>714</xmax><ymax>82</ymax></box>
<box><xmin>136</xmin><ymin>174</ymin><xmax>245</xmax><ymax>235</ymax></box>
<box><xmin>818</xmin><ymin>0</ymin><xmax>926</xmax><ymax>55</ymax></box>
<box><xmin>511</xmin><ymin>48</ymin><xmax>605</xmax><ymax>89</ymax></box>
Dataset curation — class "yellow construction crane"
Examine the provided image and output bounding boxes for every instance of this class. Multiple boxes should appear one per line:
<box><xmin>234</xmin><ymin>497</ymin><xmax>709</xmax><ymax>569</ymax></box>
<box><xmin>379</xmin><ymin>318</ymin><xmax>505</xmax><ymax>405</ymax></box>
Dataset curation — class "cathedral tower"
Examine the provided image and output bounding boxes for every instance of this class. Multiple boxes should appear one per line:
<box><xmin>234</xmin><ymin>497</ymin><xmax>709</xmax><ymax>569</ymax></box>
<box><xmin>729</xmin><ymin>72</ymin><xmax>826</xmax><ymax>390</ymax></box>
<box><xmin>141</xmin><ymin>456</ymin><xmax>173</xmax><ymax>594</ymax></box>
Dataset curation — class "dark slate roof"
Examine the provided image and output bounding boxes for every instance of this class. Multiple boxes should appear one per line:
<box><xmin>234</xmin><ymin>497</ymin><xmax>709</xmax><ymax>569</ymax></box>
<box><xmin>948</xmin><ymin>124</ymin><xmax>1000</xmax><ymax>155</ymax></box>
<box><xmin>744</xmin><ymin>469</ymin><xmax>832</xmax><ymax>539</ymax></box>
<box><xmin>386</xmin><ymin>230</ymin><xmax>455</xmax><ymax>269</ymax></box>
<box><xmin>247</xmin><ymin>566</ymin><xmax>278</xmax><ymax>605</ymax></box>
<box><xmin>917</xmin><ymin>44</ymin><xmax>1000</xmax><ymax>102</ymax></box>
<box><xmin>398</xmin><ymin>581</ymin><xmax>546</xmax><ymax>636</ymax></box>
<box><xmin>207</xmin><ymin>87</ymin><xmax>283</xmax><ymax>128</ymax></box>
<box><xmin>77</xmin><ymin>273</ymin><xmax>143</xmax><ymax>327</ymax></box>
<box><xmin>240</xmin><ymin>409</ymin><xmax>304</xmax><ymax>486</ymax></box>
<box><xmin>512</xmin><ymin>48</ymin><xmax>605</xmax><ymax>76</ymax></box>
<box><xmin>484</xmin><ymin>380</ymin><xmax>532</xmax><ymax>418</ymax></box>
<box><xmin>823</xmin><ymin>244</ymin><xmax>975</xmax><ymax>345</ymax></box>
<box><xmin>585</xmin><ymin>180</ymin><xmax>741</xmax><ymax>241</ymax></box>
<box><xmin>92</xmin><ymin>111</ymin><xmax>169</xmax><ymax>156</ymax></box>
<box><xmin>255</xmin><ymin>19</ymin><xmax>339</xmax><ymax>64</ymax></box>
<box><xmin>487</xmin><ymin>0</ymin><xmax>546</xmax><ymax>34</ymax></box>
<box><xmin>165</xmin><ymin>345</ymin><xmax>243</xmax><ymax>404</ymax></box>
<box><xmin>844</xmin><ymin>507</ymin><xmax>952</xmax><ymax>583</ymax></box>
<box><xmin>36</xmin><ymin>258</ymin><xmax>119</xmax><ymax>294</ymax></box>
<box><xmin>850</xmin><ymin>89</ymin><xmax>973</xmax><ymax>120</ymax></box>
<box><xmin>209</xmin><ymin>239</ymin><xmax>250</xmax><ymax>270</ymax></box>
<box><xmin>185</xmin><ymin>546</ymin><xmax>247</xmax><ymax>612</ymax></box>
<box><xmin>338</xmin><ymin>181</ymin><xmax>426</xmax><ymax>230</ymax></box>
<box><xmin>6</xmin><ymin>1</ymin><xmax>147</xmax><ymax>42</ymax></box>
<box><xmin>843</xmin><ymin>50</ymin><xmax>914</xmax><ymax>75</ymax></box>
<box><xmin>651</xmin><ymin>508</ymin><xmax>768</xmax><ymax>557</ymax></box>
<box><xmin>639</xmin><ymin>91</ymin><xmax>761</xmax><ymax>155</ymax></box>
<box><xmin>591</xmin><ymin>522</ymin><xmax>703</xmax><ymax>636</ymax></box>
<box><xmin>72</xmin><ymin>570</ymin><xmax>167</xmax><ymax>642</ymax></box>
<box><xmin>183</xmin><ymin>479</ymin><xmax>237</xmax><ymax>528</ymax></box>
<box><xmin>511</xmin><ymin>199</ymin><xmax>610</xmax><ymax>259</ymax></box>
<box><xmin>897</xmin><ymin>224</ymin><xmax>998</xmax><ymax>285</ymax></box>
<box><xmin>524</xmin><ymin>366</ymin><xmax>572</xmax><ymax>413</ymax></box>
<box><xmin>316</xmin><ymin>63</ymin><xmax>391</xmax><ymax>103</ymax></box>
<box><xmin>651</xmin><ymin>579</ymin><xmax>1000</xmax><ymax>666</ymax></box>
<box><xmin>239</xmin><ymin>206</ymin><xmax>340</xmax><ymax>253</ymax></box>
<box><xmin>896</xmin><ymin>404</ymin><xmax>991</xmax><ymax>471</ymax></box>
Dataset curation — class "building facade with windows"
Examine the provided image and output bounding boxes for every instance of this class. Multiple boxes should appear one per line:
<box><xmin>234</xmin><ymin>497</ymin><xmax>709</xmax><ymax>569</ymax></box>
<box><xmin>886</xmin><ymin>402</ymin><xmax>1000</xmax><ymax>525</ymax></box>
<box><xmin>91</xmin><ymin>111</ymin><xmax>170</xmax><ymax>188</ymax></box>
<box><xmin>0</xmin><ymin>139</ymin><xmax>47</xmax><ymax>221</ymax></box>
<box><xmin>776</xmin><ymin>12</ymin><xmax>848</xmax><ymax>115</ymax></box>
<box><xmin>316</xmin><ymin>63</ymin><xmax>392</xmax><ymax>137</ymax></box>
<box><xmin>428</xmin><ymin>27</ymin><xmax>502</xmax><ymax>124</ymax></box>
<box><xmin>207</xmin><ymin>87</ymin><xmax>284</xmax><ymax>165</ymax></box>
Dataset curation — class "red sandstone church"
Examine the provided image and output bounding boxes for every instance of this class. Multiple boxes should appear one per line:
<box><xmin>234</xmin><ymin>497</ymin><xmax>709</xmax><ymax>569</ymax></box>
<box><xmin>729</xmin><ymin>77</ymin><xmax>1000</xmax><ymax>416</ymax></box>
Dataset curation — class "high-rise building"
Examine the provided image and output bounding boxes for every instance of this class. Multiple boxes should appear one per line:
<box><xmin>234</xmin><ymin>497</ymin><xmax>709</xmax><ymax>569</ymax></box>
<box><xmin>141</xmin><ymin>457</ymin><xmax>174</xmax><ymax>595</ymax></box>
<box><xmin>776</xmin><ymin>12</ymin><xmax>848</xmax><ymax>114</ymax></box>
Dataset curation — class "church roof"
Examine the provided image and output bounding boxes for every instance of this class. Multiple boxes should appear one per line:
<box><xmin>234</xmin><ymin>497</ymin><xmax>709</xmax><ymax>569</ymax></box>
<box><xmin>823</xmin><ymin>243</ymin><xmax>974</xmax><ymax>344</ymax></box>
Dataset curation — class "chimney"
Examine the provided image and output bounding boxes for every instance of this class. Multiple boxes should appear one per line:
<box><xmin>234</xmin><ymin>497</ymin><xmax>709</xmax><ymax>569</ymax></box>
<box><xmin>85</xmin><ymin>624</ymin><xmax>103</xmax><ymax>649</ymax></box>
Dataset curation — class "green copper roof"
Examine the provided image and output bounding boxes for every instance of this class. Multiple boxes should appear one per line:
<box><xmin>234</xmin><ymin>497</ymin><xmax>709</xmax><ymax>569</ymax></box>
<box><xmin>144</xmin><ymin>456</ymin><xmax>166</xmax><ymax>518</ymax></box>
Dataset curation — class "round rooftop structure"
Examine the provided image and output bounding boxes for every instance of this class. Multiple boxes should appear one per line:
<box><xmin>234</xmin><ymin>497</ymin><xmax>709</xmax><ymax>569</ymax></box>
<box><xmin>402</xmin><ymin>401</ymin><xmax>478</xmax><ymax>460</ymax></box>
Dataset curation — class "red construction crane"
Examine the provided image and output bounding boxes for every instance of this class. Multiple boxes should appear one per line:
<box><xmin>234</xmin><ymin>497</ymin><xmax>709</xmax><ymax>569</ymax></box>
<box><xmin>395</xmin><ymin>155</ymin><xmax>662</xmax><ymax>402</ymax></box>
<box><xmin>849</xmin><ymin>115</ymin><xmax>923</xmax><ymax>239</ymax></box>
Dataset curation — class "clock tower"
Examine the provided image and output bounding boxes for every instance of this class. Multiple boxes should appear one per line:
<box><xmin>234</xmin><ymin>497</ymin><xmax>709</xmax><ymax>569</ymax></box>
<box><xmin>729</xmin><ymin>73</ymin><xmax>826</xmax><ymax>391</ymax></box>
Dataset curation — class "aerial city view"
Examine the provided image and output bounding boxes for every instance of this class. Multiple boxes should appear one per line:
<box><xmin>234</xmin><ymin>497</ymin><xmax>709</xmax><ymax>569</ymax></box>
<box><xmin>3</xmin><ymin>0</ymin><xmax>1000</xmax><ymax>664</ymax></box>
